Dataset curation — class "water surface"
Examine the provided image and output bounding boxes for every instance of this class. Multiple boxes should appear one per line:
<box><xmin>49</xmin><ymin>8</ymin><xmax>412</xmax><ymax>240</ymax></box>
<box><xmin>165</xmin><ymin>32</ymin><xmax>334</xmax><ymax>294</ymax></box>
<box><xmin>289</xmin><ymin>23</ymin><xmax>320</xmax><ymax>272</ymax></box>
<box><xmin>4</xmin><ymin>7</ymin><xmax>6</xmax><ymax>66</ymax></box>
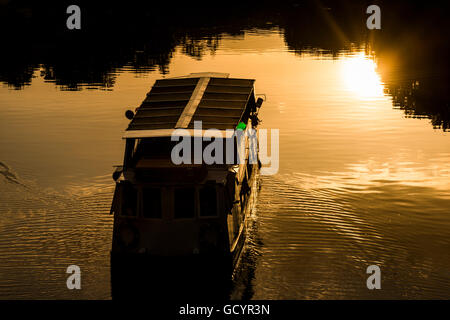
<box><xmin>1</xmin><ymin>10</ymin><xmax>450</xmax><ymax>299</ymax></box>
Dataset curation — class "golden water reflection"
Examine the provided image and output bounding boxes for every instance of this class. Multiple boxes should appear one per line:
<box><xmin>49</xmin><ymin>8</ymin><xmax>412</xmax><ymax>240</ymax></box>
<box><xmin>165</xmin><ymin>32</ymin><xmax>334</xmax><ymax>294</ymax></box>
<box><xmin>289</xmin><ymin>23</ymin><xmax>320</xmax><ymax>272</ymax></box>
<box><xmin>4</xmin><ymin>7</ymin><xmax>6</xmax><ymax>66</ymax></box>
<box><xmin>1</xmin><ymin>27</ymin><xmax>450</xmax><ymax>299</ymax></box>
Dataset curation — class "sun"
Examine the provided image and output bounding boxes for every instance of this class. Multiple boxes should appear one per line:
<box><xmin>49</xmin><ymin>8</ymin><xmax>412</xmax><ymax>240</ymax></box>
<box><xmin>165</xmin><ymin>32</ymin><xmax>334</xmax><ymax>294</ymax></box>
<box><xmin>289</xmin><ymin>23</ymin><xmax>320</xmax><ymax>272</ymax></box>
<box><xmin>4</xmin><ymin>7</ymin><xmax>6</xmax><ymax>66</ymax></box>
<box><xmin>341</xmin><ymin>53</ymin><xmax>384</xmax><ymax>99</ymax></box>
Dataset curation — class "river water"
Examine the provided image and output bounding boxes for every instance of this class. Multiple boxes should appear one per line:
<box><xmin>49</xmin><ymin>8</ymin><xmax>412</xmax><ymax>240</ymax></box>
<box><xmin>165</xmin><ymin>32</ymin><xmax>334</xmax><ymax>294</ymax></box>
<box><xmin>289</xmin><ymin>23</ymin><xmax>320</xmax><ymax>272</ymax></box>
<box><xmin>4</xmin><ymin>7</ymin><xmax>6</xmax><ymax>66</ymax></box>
<box><xmin>1</xmin><ymin>24</ymin><xmax>450</xmax><ymax>299</ymax></box>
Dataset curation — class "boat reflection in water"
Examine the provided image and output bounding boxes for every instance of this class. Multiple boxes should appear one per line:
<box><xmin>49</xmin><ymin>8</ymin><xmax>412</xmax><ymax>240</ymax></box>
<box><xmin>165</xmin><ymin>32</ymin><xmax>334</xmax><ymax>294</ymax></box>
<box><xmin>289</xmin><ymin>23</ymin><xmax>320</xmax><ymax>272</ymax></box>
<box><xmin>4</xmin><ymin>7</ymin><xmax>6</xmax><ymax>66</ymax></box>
<box><xmin>109</xmin><ymin>73</ymin><xmax>263</xmax><ymax>299</ymax></box>
<box><xmin>110</xmin><ymin>218</ymin><xmax>260</xmax><ymax>300</ymax></box>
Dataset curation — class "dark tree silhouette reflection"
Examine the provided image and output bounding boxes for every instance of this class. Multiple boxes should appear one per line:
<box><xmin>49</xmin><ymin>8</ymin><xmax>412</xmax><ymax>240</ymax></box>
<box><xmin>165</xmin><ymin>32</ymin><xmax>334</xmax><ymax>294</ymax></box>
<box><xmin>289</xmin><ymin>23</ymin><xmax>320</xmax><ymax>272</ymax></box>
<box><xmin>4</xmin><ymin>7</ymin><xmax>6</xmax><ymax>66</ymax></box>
<box><xmin>1</xmin><ymin>0</ymin><xmax>449</xmax><ymax>130</ymax></box>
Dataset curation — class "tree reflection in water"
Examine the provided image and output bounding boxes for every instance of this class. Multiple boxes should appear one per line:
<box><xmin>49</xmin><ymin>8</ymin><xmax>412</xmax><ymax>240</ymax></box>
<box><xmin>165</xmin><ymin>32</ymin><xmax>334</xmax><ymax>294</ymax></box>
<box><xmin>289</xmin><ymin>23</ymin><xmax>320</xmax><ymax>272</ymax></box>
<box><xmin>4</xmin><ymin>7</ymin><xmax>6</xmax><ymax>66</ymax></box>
<box><xmin>1</xmin><ymin>1</ymin><xmax>448</xmax><ymax>130</ymax></box>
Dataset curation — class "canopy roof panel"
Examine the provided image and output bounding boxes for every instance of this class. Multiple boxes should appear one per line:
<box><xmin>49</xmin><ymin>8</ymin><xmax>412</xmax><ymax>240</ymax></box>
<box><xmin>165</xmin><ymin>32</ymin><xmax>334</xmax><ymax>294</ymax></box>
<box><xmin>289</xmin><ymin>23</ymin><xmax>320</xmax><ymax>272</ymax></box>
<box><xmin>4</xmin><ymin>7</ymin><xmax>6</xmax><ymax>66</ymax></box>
<box><xmin>126</xmin><ymin>74</ymin><xmax>255</xmax><ymax>134</ymax></box>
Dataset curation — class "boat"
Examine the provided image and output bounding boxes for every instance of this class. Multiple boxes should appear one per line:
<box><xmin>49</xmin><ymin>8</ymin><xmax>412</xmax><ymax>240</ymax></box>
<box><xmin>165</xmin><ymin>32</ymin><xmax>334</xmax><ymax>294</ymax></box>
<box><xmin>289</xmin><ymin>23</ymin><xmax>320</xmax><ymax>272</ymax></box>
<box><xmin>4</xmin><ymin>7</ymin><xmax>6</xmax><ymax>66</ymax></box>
<box><xmin>109</xmin><ymin>72</ymin><xmax>263</xmax><ymax>298</ymax></box>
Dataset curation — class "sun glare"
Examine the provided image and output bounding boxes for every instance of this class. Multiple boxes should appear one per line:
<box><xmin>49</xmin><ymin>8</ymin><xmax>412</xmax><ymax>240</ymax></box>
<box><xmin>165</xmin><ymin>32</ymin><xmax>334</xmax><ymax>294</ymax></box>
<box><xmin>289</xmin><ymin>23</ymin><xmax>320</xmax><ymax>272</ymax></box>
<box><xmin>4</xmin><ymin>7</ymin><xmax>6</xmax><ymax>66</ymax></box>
<box><xmin>341</xmin><ymin>53</ymin><xmax>384</xmax><ymax>99</ymax></box>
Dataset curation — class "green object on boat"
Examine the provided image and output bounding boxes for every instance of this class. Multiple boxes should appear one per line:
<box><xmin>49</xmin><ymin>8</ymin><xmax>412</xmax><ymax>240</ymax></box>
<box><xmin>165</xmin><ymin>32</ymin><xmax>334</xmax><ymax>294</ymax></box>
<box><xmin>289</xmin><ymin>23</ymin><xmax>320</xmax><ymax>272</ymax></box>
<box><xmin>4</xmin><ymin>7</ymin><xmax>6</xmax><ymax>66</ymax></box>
<box><xmin>236</xmin><ymin>122</ymin><xmax>246</xmax><ymax>130</ymax></box>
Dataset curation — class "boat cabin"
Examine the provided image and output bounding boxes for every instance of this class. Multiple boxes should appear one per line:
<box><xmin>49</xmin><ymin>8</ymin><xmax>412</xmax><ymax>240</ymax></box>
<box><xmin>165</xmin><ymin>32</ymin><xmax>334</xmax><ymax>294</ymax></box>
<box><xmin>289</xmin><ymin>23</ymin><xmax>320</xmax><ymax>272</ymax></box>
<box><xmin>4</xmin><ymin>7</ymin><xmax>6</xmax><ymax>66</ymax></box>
<box><xmin>110</xmin><ymin>73</ymin><xmax>262</xmax><ymax>270</ymax></box>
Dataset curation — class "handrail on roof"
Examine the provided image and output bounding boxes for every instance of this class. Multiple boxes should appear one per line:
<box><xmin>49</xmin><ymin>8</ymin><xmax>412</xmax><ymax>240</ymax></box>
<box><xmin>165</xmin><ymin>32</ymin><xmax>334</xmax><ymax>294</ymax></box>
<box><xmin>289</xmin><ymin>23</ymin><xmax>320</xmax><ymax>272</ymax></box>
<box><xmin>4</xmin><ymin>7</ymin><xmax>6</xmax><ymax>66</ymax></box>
<box><xmin>122</xmin><ymin>128</ymin><xmax>236</xmax><ymax>139</ymax></box>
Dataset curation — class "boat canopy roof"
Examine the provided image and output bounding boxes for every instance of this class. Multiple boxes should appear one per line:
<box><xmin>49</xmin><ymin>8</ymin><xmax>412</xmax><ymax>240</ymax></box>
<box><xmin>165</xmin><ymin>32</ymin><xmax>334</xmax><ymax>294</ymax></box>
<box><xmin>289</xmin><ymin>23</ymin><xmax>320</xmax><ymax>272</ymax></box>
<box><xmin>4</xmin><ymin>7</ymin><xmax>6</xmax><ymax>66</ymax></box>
<box><xmin>123</xmin><ymin>73</ymin><xmax>255</xmax><ymax>139</ymax></box>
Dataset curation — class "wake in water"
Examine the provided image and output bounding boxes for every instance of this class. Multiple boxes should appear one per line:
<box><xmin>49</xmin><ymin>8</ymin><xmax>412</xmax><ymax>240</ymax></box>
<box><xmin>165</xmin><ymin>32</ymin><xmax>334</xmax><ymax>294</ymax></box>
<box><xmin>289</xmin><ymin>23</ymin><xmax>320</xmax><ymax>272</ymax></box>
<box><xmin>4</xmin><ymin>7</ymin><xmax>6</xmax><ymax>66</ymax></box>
<box><xmin>0</xmin><ymin>161</ymin><xmax>28</xmax><ymax>188</ymax></box>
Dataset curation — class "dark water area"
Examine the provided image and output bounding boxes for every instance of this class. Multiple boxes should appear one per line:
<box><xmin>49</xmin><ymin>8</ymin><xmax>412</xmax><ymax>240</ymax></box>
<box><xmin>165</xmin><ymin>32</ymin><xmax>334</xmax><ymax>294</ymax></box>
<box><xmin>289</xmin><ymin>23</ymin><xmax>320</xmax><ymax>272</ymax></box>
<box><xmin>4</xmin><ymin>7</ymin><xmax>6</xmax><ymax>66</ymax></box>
<box><xmin>1</xmin><ymin>0</ymin><xmax>450</xmax><ymax>299</ymax></box>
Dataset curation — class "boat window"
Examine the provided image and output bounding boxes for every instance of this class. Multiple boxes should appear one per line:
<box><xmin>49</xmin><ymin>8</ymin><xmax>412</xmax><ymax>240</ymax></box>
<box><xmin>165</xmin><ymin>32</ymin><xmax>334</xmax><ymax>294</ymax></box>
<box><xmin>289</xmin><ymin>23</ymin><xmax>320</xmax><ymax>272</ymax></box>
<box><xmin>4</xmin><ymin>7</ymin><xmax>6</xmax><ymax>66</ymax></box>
<box><xmin>174</xmin><ymin>187</ymin><xmax>196</xmax><ymax>219</ymax></box>
<box><xmin>121</xmin><ymin>183</ymin><xmax>138</xmax><ymax>216</ymax></box>
<box><xmin>199</xmin><ymin>184</ymin><xmax>218</xmax><ymax>217</ymax></box>
<box><xmin>142</xmin><ymin>187</ymin><xmax>162</xmax><ymax>218</ymax></box>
